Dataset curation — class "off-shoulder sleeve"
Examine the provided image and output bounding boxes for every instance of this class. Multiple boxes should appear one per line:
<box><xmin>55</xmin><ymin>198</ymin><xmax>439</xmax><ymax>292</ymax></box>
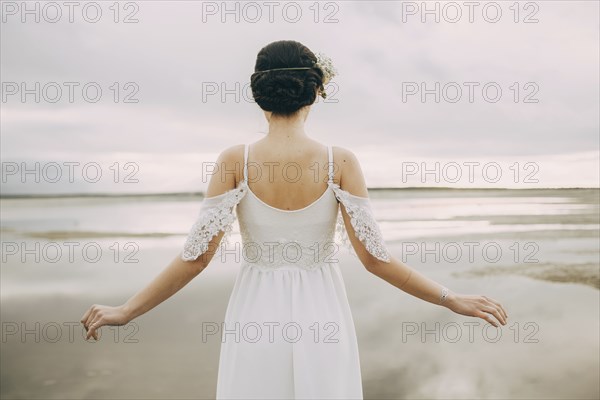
<box><xmin>328</xmin><ymin>182</ymin><xmax>391</xmax><ymax>263</ymax></box>
<box><xmin>181</xmin><ymin>182</ymin><xmax>248</xmax><ymax>262</ymax></box>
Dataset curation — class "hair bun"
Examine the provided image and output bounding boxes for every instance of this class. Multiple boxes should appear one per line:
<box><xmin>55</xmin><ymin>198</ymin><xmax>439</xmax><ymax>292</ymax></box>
<box><xmin>251</xmin><ymin>70</ymin><xmax>317</xmax><ymax>115</ymax></box>
<box><xmin>250</xmin><ymin>41</ymin><xmax>324</xmax><ymax>116</ymax></box>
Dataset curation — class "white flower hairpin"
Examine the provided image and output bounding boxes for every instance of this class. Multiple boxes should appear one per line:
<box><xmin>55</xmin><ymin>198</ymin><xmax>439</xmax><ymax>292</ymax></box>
<box><xmin>314</xmin><ymin>52</ymin><xmax>337</xmax><ymax>86</ymax></box>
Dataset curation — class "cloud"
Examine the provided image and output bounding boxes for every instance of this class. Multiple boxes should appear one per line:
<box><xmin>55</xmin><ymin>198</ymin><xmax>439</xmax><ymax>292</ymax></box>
<box><xmin>1</xmin><ymin>1</ymin><xmax>598</xmax><ymax>193</ymax></box>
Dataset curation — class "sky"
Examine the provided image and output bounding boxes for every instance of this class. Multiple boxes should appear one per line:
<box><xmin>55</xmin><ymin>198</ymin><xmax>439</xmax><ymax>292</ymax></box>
<box><xmin>1</xmin><ymin>0</ymin><xmax>598</xmax><ymax>194</ymax></box>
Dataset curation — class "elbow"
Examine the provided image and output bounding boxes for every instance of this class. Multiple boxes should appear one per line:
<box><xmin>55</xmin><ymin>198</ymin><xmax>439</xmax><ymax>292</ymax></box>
<box><xmin>190</xmin><ymin>263</ymin><xmax>207</xmax><ymax>276</ymax></box>
<box><xmin>180</xmin><ymin>253</ymin><xmax>209</xmax><ymax>275</ymax></box>
<box><xmin>363</xmin><ymin>257</ymin><xmax>390</xmax><ymax>274</ymax></box>
<box><xmin>189</xmin><ymin>258</ymin><xmax>209</xmax><ymax>275</ymax></box>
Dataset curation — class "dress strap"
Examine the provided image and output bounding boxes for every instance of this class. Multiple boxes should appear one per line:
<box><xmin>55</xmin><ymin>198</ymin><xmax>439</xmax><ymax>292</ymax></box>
<box><xmin>243</xmin><ymin>144</ymin><xmax>249</xmax><ymax>183</ymax></box>
<box><xmin>327</xmin><ymin>145</ymin><xmax>334</xmax><ymax>184</ymax></box>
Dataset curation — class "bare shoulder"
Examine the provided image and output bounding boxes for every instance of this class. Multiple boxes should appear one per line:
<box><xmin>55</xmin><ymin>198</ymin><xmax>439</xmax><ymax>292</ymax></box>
<box><xmin>331</xmin><ymin>146</ymin><xmax>368</xmax><ymax>197</ymax></box>
<box><xmin>205</xmin><ymin>144</ymin><xmax>245</xmax><ymax>197</ymax></box>
<box><xmin>217</xmin><ymin>144</ymin><xmax>245</xmax><ymax>164</ymax></box>
<box><xmin>219</xmin><ymin>143</ymin><xmax>246</xmax><ymax>173</ymax></box>
<box><xmin>332</xmin><ymin>146</ymin><xmax>360</xmax><ymax>166</ymax></box>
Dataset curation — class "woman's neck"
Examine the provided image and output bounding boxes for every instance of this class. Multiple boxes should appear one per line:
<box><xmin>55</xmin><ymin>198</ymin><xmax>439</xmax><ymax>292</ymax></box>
<box><xmin>265</xmin><ymin>108</ymin><xmax>309</xmax><ymax>141</ymax></box>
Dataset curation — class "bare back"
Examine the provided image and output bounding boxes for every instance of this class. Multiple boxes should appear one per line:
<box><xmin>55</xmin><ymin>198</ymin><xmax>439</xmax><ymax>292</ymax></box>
<box><xmin>244</xmin><ymin>138</ymin><xmax>333</xmax><ymax>211</ymax></box>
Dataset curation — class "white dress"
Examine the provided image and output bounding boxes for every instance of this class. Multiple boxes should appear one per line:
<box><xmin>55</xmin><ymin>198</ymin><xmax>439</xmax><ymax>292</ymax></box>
<box><xmin>181</xmin><ymin>144</ymin><xmax>391</xmax><ymax>399</ymax></box>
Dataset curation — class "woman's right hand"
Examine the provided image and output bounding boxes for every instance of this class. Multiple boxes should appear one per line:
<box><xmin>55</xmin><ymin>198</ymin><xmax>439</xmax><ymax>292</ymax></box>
<box><xmin>80</xmin><ymin>304</ymin><xmax>131</xmax><ymax>341</ymax></box>
<box><xmin>444</xmin><ymin>293</ymin><xmax>508</xmax><ymax>328</ymax></box>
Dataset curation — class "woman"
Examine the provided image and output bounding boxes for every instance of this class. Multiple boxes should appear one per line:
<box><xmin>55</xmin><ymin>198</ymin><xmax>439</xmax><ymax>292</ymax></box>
<box><xmin>81</xmin><ymin>40</ymin><xmax>508</xmax><ymax>399</ymax></box>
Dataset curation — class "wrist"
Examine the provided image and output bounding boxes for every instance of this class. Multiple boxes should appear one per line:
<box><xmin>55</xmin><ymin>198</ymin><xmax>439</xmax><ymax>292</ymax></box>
<box><xmin>119</xmin><ymin>303</ymin><xmax>134</xmax><ymax>323</ymax></box>
<box><xmin>441</xmin><ymin>291</ymin><xmax>458</xmax><ymax>309</ymax></box>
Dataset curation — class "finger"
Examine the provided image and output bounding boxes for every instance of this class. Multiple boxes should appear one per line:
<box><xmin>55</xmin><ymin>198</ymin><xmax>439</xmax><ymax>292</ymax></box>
<box><xmin>499</xmin><ymin>303</ymin><xmax>508</xmax><ymax>320</ymax></box>
<box><xmin>480</xmin><ymin>311</ymin><xmax>499</xmax><ymax>328</ymax></box>
<box><xmin>80</xmin><ymin>307</ymin><xmax>93</xmax><ymax>324</ymax></box>
<box><xmin>92</xmin><ymin>321</ymin><xmax>100</xmax><ymax>341</ymax></box>
<box><xmin>483</xmin><ymin>306</ymin><xmax>505</xmax><ymax>325</ymax></box>
<box><xmin>86</xmin><ymin>319</ymin><xmax>99</xmax><ymax>340</ymax></box>
<box><xmin>84</xmin><ymin>309</ymin><xmax>99</xmax><ymax>330</ymax></box>
<box><xmin>482</xmin><ymin>303</ymin><xmax>505</xmax><ymax>325</ymax></box>
<box><xmin>483</xmin><ymin>296</ymin><xmax>508</xmax><ymax>320</ymax></box>
<box><xmin>86</xmin><ymin>321</ymin><xmax>100</xmax><ymax>340</ymax></box>
<box><xmin>83</xmin><ymin>308</ymin><xmax>93</xmax><ymax>329</ymax></box>
<box><xmin>85</xmin><ymin>321</ymin><xmax>94</xmax><ymax>340</ymax></box>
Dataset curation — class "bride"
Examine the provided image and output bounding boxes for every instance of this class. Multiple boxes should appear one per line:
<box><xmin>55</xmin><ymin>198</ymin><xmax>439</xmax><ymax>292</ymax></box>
<box><xmin>81</xmin><ymin>40</ymin><xmax>508</xmax><ymax>399</ymax></box>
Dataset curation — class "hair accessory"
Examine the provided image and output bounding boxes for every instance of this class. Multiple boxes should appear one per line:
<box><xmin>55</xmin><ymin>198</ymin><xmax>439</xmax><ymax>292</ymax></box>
<box><xmin>253</xmin><ymin>52</ymin><xmax>337</xmax><ymax>100</ymax></box>
<box><xmin>254</xmin><ymin>67</ymin><xmax>312</xmax><ymax>73</ymax></box>
<box><xmin>314</xmin><ymin>52</ymin><xmax>337</xmax><ymax>85</ymax></box>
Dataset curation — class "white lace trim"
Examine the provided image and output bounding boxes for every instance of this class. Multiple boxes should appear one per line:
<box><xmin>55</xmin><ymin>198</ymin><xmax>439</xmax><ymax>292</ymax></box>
<box><xmin>328</xmin><ymin>182</ymin><xmax>391</xmax><ymax>263</ymax></box>
<box><xmin>181</xmin><ymin>181</ymin><xmax>248</xmax><ymax>262</ymax></box>
<box><xmin>181</xmin><ymin>178</ymin><xmax>390</xmax><ymax>265</ymax></box>
<box><xmin>239</xmin><ymin>223</ymin><xmax>337</xmax><ymax>270</ymax></box>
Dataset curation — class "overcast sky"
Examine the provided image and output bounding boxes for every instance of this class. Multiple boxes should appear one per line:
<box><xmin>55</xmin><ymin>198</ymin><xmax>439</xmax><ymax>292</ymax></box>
<box><xmin>1</xmin><ymin>1</ymin><xmax>598</xmax><ymax>194</ymax></box>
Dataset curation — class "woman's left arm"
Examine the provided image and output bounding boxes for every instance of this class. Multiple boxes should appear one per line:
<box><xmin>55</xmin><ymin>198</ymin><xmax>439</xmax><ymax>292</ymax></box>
<box><xmin>366</xmin><ymin>256</ymin><xmax>509</xmax><ymax>328</ymax></box>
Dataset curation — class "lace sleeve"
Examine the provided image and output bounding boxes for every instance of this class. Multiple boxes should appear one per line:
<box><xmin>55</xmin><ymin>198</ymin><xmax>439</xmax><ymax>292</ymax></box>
<box><xmin>181</xmin><ymin>183</ymin><xmax>248</xmax><ymax>262</ymax></box>
<box><xmin>329</xmin><ymin>182</ymin><xmax>391</xmax><ymax>263</ymax></box>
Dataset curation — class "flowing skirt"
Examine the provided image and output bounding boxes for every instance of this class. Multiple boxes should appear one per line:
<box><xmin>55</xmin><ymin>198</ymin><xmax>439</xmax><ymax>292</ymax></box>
<box><xmin>215</xmin><ymin>262</ymin><xmax>363</xmax><ymax>399</ymax></box>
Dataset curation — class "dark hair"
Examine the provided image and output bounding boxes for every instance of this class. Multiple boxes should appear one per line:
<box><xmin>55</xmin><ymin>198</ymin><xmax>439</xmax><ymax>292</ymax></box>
<box><xmin>250</xmin><ymin>40</ymin><xmax>324</xmax><ymax>117</ymax></box>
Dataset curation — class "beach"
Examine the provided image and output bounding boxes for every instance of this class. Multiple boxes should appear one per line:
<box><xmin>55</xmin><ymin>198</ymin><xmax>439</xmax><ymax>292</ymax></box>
<box><xmin>1</xmin><ymin>188</ymin><xmax>598</xmax><ymax>399</ymax></box>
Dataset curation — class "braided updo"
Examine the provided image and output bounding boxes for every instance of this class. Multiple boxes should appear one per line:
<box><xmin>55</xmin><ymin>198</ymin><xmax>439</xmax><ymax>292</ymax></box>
<box><xmin>250</xmin><ymin>40</ymin><xmax>325</xmax><ymax>117</ymax></box>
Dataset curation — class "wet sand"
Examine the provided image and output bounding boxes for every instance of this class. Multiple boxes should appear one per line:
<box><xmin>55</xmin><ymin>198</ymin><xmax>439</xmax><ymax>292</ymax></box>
<box><xmin>455</xmin><ymin>262</ymin><xmax>600</xmax><ymax>289</ymax></box>
<box><xmin>1</xmin><ymin>189</ymin><xmax>598</xmax><ymax>399</ymax></box>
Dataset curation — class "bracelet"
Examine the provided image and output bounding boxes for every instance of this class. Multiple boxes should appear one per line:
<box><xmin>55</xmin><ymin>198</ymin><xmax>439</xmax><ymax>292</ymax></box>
<box><xmin>439</xmin><ymin>287</ymin><xmax>450</xmax><ymax>304</ymax></box>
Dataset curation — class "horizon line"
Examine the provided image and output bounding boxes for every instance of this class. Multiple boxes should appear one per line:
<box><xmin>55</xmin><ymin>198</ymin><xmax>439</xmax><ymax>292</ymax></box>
<box><xmin>1</xmin><ymin>186</ymin><xmax>599</xmax><ymax>199</ymax></box>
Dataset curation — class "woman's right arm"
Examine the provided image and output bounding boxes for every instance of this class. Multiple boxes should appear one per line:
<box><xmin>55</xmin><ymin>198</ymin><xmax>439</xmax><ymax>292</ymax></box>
<box><xmin>80</xmin><ymin>233</ymin><xmax>224</xmax><ymax>340</ymax></box>
<box><xmin>80</xmin><ymin>145</ymin><xmax>244</xmax><ymax>340</ymax></box>
<box><xmin>334</xmin><ymin>147</ymin><xmax>508</xmax><ymax>328</ymax></box>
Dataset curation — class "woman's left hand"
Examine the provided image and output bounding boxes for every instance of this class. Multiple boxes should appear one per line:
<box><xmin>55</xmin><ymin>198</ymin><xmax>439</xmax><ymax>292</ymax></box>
<box><xmin>444</xmin><ymin>293</ymin><xmax>508</xmax><ymax>328</ymax></box>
